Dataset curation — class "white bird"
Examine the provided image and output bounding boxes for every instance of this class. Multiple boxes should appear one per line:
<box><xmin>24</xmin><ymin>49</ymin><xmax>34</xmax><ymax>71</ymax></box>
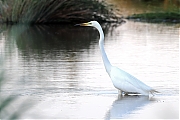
<box><xmin>76</xmin><ymin>21</ymin><xmax>157</xmax><ymax>96</ymax></box>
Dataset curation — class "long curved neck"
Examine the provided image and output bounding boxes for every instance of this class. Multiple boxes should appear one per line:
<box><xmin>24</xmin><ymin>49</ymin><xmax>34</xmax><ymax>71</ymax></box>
<box><xmin>96</xmin><ymin>26</ymin><xmax>112</xmax><ymax>74</ymax></box>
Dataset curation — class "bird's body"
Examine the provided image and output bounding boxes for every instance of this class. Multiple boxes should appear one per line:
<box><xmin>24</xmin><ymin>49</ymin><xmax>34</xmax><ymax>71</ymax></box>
<box><xmin>77</xmin><ymin>21</ymin><xmax>157</xmax><ymax>96</ymax></box>
<box><xmin>110</xmin><ymin>66</ymin><xmax>154</xmax><ymax>95</ymax></box>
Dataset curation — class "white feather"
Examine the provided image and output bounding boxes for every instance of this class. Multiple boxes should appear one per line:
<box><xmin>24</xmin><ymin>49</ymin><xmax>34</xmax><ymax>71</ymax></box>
<box><xmin>110</xmin><ymin>66</ymin><xmax>153</xmax><ymax>95</ymax></box>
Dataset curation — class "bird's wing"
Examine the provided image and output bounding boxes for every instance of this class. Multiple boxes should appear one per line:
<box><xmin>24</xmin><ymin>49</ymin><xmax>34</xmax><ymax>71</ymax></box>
<box><xmin>110</xmin><ymin>66</ymin><xmax>152</xmax><ymax>93</ymax></box>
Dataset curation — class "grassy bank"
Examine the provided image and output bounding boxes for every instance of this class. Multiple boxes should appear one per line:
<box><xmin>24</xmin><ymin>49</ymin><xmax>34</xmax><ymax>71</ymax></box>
<box><xmin>125</xmin><ymin>0</ymin><xmax>180</xmax><ymax>23</ymax></box>
<box><xmin>127</xmin><ymin>12</ymin><xmax>180</xmax><ymax>23</ymax></box>
<box><xmin>0</xmin><ymin>0</ymin><xmax>122</xmax><ymax>24</ymax></box>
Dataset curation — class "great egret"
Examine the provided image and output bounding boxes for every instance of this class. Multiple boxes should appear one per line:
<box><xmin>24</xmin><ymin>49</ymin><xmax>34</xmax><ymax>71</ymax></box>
<box><xmin>76</xmin><ymin>21</ymin><xmax>157</xmax><ymax>96</ymax></box>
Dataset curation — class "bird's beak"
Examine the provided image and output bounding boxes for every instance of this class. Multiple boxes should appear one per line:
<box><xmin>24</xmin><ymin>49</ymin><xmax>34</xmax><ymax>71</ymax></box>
<box><xmin>75</xmin><ymin>22</ymin><xmax>89</xmax><ymax>26</ymax></box>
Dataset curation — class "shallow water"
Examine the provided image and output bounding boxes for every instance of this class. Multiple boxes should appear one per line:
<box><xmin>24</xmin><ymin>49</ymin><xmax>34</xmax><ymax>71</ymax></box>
<box><xmin>0</xmin><ymin>21</ymin><xmax>179</xmax><ymax>119</ymax></box>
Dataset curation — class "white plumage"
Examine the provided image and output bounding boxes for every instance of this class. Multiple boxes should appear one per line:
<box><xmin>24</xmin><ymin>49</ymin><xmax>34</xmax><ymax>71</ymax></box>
<box><xmin>78</xmin><ymin>21</ymin><xmax>157</xmax><ymax>96</ymax></box>
<box><xmin>110</xmin><ymin>66</ymin><xmax>154</xmax><ymax>95</ymax></box>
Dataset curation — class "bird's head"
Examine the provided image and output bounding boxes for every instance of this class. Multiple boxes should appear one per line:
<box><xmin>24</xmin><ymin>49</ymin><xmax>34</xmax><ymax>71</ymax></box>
<box><xmin>76</xmin><ymin>21</ymin><xmax>100</xmax><ymax>28</ymax></box>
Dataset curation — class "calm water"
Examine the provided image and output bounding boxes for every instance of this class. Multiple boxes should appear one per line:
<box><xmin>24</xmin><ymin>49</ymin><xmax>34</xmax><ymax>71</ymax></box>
<box><xmin>0</xmin><ymin>21</ymin><xmax>179</xmax><ymax>119</ymax></box>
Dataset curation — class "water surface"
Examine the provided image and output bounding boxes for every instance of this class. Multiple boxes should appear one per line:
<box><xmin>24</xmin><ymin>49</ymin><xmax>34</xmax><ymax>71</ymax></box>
<box><xmin>0</xmin><ymin>21</ymin><xmax>179</xmax><ymax>119</ymax></box>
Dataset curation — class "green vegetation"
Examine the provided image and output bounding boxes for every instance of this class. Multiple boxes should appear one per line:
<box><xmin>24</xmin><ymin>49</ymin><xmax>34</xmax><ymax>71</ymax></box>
<box><xmin>127</xmin><ymin>12</ymin><xmax>180</xmax><ymax>23</ymax></box>
<box><xmin>0</xmin><ymin>0</ymin><xmax>122</xmax><ymax>24</ymax></box>
<box><xmin>126</xmin><ymin>0</ymin><xmax>180</xmax><ymax>23</ymax></box>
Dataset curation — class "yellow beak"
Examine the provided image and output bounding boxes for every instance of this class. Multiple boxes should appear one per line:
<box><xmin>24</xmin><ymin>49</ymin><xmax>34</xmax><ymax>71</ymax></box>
<box><xmin>75</xmin><ymin>22</ymin><xmax>90</xmax><ymax>26</ymax></box>
<box><xmin>79</xmin><ymin>23</ymin><xmax>89</xmax><ymax>26</ymax></box>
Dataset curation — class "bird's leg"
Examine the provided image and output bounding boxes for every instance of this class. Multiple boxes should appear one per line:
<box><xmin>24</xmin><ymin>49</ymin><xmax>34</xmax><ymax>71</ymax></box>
<box><xmin>118</xmin><ymin>90</ymin><xmax>122</xmax><ymax>95</ymax></box>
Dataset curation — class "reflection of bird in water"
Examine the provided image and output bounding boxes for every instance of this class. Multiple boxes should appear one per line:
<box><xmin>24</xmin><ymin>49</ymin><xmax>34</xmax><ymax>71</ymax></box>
<box><xmin>76</xmin><ymin>21</ymin><xmax>158</xmax><ymax>96</ymax></box>
<box><xmin>105</xmin><ymin>95</ymin><xmax>153</xmax><ymax>119</ymax></box>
